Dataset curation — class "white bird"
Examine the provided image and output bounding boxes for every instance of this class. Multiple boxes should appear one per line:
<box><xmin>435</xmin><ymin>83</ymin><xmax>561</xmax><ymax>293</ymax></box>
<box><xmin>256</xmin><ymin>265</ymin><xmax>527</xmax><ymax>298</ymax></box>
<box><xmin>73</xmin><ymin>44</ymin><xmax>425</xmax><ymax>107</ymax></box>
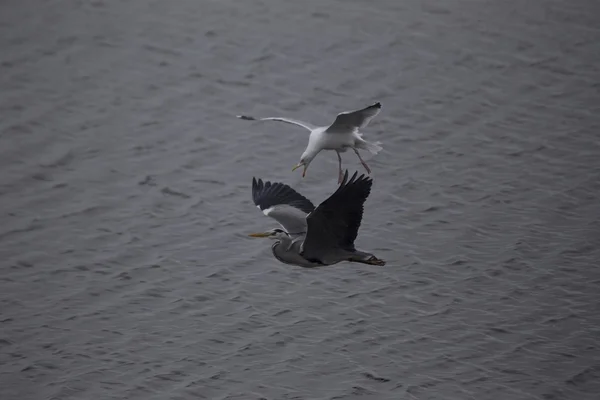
<box><xmin>237</xmin><ymin>102</ymin><xmax>383</xmax><ymax>184</ymax></box>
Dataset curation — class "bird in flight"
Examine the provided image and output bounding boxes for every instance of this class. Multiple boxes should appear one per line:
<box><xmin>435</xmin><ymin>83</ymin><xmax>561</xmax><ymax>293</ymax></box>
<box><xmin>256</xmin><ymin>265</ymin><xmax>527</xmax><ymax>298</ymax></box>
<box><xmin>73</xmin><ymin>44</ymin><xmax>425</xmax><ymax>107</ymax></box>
<box><xmin>238</xmin><ymin>102</ymin><xmax>383</xmax><ymax>184</ymax></box>
<box><xmin>248</xmin><ymin>170</ymin><xmax>385</xmax><ymax>267</ymax></box>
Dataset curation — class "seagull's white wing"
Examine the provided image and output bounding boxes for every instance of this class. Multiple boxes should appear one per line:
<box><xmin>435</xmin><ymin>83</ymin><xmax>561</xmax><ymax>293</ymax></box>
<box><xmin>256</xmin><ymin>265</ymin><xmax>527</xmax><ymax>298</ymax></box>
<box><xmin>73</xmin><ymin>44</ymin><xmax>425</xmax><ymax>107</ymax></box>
<box><xmin>325</xmin><ymin>102</ymin><xmax>382</xmax><ymax>134</ymax></box>
<box><xmin>252</xmin><ymin>177</ymin><xmax>315</xmax><ymax>234</ymax></box>
<box><xmin>237</xmin><ymin>115</ymin><xmax>316</xmax><ymax>131</ymax></box>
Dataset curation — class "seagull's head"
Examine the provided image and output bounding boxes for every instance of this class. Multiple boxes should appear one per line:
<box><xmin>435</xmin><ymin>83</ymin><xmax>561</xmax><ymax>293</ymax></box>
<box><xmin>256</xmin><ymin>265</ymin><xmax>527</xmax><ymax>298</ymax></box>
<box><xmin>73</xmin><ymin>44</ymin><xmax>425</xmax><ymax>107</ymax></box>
<box><xmin>292</xmin><ymin>150</ymin><xmax>316</xmax><ymax>178</ymax></box>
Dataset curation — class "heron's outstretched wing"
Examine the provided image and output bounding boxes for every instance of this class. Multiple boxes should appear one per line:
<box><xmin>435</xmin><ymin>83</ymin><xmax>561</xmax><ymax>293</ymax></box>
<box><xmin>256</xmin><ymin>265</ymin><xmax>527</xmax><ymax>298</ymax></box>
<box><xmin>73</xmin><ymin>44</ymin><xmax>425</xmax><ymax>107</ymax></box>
<box><xmin>237</xmin><ymin>115</ymin><xmax>316</xmax><ymax>131</ymax></box>
<box><xmin>252</xmin><ymin>177</ymin><xmax>316</xmax><ymax>234</ymax></box>
<box><xmin>301</xmin><ymin>171</ymin><xmax>373</xmax><ymax>261</ymax></box>
<box><xmin>325</xmin><ymin>102</ymin><xmax>382</xmax><ymax>134</ymax></box>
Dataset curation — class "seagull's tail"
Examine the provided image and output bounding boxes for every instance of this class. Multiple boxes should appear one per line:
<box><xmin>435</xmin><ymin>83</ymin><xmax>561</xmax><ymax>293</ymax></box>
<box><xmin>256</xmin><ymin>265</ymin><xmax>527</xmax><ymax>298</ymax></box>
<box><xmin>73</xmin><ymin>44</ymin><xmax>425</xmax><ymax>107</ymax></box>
<box><xmin>358</xmin><ymin>140</ymin><xmax>383</xmax><ymax>155</ymax></box>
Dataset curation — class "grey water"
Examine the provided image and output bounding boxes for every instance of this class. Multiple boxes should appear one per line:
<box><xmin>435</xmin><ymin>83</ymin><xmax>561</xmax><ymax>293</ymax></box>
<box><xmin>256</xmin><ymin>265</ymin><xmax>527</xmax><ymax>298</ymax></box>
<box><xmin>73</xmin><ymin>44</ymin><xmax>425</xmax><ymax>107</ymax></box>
<box><xmin>1</xmin><ymin>0</ymin><xmax>600</xmax><ymax>399</ymax></box>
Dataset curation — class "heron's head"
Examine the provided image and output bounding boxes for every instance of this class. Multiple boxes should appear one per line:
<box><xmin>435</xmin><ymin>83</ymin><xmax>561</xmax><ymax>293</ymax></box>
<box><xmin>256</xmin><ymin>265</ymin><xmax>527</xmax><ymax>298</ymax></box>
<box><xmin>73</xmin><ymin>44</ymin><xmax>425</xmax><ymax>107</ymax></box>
<box><xmin>248</xmin><ymin>228</ymin><xmax>289</xmax><ymax>240</ymax></box>
<box><xmin>292</xmin><ymin>151</ymin><xmax>316</xmax><ymax>178</ymax></box>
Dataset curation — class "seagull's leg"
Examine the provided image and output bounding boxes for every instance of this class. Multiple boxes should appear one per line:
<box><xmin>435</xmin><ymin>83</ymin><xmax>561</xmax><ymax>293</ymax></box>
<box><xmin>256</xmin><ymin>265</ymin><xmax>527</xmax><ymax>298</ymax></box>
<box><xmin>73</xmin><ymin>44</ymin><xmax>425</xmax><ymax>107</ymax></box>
<box><xmin>336</xmin><ymin>150</ymin><xmax>343</xmax><ymax>184</ymax></box>
<box><xmin>353</xmin><ymin>148</ymin><xmax>371</xmax><ymax>174</ymax></box>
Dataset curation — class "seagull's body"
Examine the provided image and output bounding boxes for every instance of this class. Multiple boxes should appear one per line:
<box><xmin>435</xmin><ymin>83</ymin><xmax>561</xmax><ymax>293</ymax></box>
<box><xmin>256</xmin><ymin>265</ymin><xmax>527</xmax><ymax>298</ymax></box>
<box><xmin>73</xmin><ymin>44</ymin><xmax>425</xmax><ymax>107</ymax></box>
<box><xmin>238</xmin><ymin>102</ymin><xmax>383</xmax><ymax>183</ymax></box>
<box><xmin>248</xmin><ymin>170</ymin><xmax>385</xmax><ymax>267</ymax></box>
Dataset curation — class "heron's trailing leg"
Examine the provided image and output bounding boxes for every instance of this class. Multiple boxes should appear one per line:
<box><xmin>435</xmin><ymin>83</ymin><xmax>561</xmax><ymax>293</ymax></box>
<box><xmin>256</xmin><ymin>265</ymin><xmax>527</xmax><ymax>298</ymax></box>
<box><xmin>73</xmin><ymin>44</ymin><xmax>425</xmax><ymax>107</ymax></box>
<box><xmin>348</xmin><ymin>252</ymin><xmax>386</xmax><ymax>266</ymax></box>
<box><xmin>336</xmin><ymin>150</ymin><xmax>344</xmax><ymax>184</ymax></box>
<box><xmin>353</xmin><ymin>148</ymin><xmax>371</xmax><ymax>174</ymax></box>
<box><xmin>363</xmin><ymin>256</ymin><xmax>386</xmax><ymax>266</ymax></box>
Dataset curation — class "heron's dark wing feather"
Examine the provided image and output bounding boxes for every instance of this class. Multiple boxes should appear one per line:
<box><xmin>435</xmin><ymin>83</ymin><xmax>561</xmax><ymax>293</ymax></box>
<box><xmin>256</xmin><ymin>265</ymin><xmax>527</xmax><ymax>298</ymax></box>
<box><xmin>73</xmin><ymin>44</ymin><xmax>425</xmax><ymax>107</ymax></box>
<box><xmin>251</xmin><ymin>178</ymin><xmax>316</xmax><ymax>234</ymax></box>
<box><xmin>252</xmin><ymin>178</ymin><xmax>315</xmax><ymax>214</ymax></box>
<box><xmin>301</xmin><ymin>171</ymin><xmax>373</xmax><ymax>261</ymax></box>
<box><xmin>325</xmin><ymin>102</ymin><xmax>381</xmax><ymax>134</ymax></box>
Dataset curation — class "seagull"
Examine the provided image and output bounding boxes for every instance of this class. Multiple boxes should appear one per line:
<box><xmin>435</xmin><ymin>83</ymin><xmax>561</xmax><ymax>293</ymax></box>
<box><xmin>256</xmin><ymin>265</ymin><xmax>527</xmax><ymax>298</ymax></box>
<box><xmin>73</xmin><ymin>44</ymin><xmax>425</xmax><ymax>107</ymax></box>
<box><xmin>248</xmin><ymin>170</ymin><xmax>385</xmax><ymax>267</ymax></box>
<box><xmin>237</xmin><ymin>102</ymin><xmax>383</xmax><ymax>184</ymax></box>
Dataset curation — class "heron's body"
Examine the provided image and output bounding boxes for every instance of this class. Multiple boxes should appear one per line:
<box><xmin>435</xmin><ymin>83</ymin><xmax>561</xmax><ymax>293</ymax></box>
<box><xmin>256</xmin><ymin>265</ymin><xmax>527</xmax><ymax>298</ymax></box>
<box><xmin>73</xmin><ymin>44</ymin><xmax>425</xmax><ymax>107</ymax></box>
<box><xmin>271</xmin><ymin>239</ymin><xmax>322</xmax><ymax>268</ymax></box>
<box><xmin>238</xmin><ymin>102</ymin><xmax>383</xmax><ymax>183</ymax></box>
<box><xmin>271</xmin><ymin>238</ymin><xmax>379</xmax><ymax>268</ymax></box>
<box><xmin>248</xmin><ymin>171</ymin><xmax>385</xmax><ymax>268</ymax></box>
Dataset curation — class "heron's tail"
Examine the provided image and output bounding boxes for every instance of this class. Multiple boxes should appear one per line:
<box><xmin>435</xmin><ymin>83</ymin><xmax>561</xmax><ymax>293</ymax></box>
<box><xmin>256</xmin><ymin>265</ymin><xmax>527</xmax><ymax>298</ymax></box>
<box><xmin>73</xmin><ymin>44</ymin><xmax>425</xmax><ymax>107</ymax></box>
<box><xmin>357</xmin><ymin>139</ymin><xmax>383</xmax><ymax>155</ymax></box>
<box><xmin>348</xmin><ymin>251</ymin><xmax>386</xmax><ymax>266</ymax></box>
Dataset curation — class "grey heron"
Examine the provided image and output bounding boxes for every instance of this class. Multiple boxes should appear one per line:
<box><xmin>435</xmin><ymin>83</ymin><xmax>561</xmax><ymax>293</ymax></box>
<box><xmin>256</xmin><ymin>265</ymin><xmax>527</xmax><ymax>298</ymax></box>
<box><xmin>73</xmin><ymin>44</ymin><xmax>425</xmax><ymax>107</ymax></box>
<box><xmin>238</xmin><ymin>102</ymin><xmax>383</xmax><ymax>184</ymax></box>
<box><xmin>248</xmin><ymin>170</ymin><xmax>386</xmax><ymax>267</ymax></box>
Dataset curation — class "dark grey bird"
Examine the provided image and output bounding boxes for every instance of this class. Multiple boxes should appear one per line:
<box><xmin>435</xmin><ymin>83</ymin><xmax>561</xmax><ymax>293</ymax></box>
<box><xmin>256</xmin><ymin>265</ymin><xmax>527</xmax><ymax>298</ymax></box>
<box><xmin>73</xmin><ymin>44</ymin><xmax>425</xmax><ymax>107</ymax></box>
<box><xmin>237</xmin><ymin>102</ymin><xmax>383</xmax><ymax>184</ymax></box>
<box><xmin>248</xmin><ymin>170</ymin><xmax>385</xmax><ymax>267</ymax></box>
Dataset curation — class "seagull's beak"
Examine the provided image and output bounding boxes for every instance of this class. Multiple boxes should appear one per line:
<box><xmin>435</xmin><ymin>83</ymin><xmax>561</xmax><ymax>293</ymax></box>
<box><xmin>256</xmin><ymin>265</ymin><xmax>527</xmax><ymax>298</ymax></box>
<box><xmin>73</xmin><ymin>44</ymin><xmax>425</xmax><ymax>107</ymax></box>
<box><xmin>248</xmin><ymin>232</ymin><xmax>270</xmax><ymax>238</ymax></box>
<box><xmin>292</xmin><ymin>162</ymin><xmax>307</xmax><ymax>177</ymax></box>
<box><xmin>292</xmin><ymin>163</ymin><xmax>303</xmax><ymax>172</ymax></box>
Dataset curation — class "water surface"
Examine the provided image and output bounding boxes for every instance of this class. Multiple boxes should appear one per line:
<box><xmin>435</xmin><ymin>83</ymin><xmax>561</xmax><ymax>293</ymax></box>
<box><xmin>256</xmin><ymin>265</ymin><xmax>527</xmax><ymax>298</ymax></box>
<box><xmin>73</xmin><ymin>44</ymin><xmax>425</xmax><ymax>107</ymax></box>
<box><xmin>1</xmin><ymin>0</ymin><xmax>600</xmax><ymax>399</ymax></box>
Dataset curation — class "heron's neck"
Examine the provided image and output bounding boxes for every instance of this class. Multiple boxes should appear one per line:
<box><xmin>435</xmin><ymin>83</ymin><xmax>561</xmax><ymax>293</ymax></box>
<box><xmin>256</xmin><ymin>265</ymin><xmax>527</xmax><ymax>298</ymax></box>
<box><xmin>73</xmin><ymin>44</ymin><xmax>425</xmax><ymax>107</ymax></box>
<box><xmin>272</xmin><ymin>234</ymin><xmax>301</xmax><ymax>254</ymax></box>
<box><xmin>276</xmin><ymin>236</ymin><xmax>294</xmax><ymax>246</ymax></box>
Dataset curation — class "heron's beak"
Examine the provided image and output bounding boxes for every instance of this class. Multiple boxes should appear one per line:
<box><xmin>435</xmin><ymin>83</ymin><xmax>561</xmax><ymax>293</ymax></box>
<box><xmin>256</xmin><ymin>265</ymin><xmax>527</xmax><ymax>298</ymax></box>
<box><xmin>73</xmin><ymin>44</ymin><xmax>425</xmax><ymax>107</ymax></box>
<box><xmin>292</xmin><ymin>163</ymin><xmax>307</xmax><ymax>177</ymax></box>
<box><xmin>248</xmin><ymin>232</ymin><xmax>270</xmax><ymax>238</ymax></box>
